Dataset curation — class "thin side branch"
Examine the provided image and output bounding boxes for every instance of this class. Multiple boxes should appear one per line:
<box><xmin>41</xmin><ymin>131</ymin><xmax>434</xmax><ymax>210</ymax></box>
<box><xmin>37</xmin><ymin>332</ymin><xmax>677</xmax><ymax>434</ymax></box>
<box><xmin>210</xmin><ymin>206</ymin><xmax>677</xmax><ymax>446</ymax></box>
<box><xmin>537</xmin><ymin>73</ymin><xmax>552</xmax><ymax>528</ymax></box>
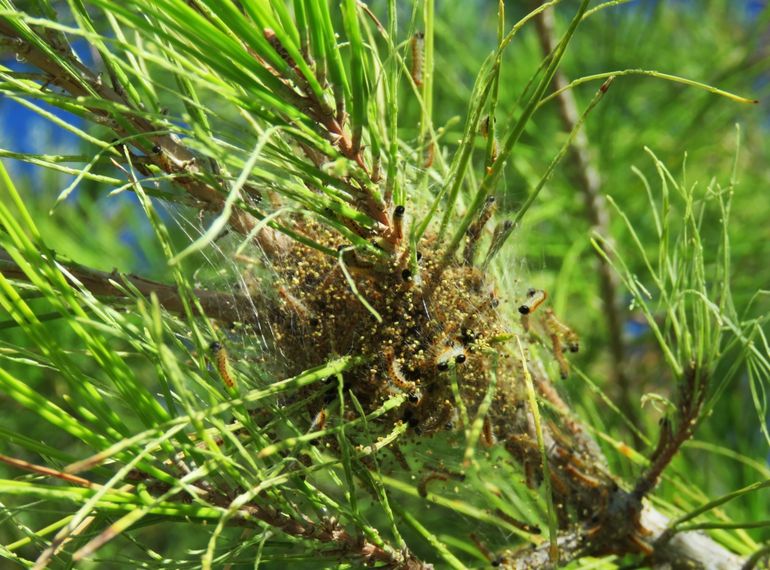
<box><xmin>0</xmin><ymin>249</ymin><xmax>254</xmax><ymax>324</ymax></box>
<box><xmin>633</xmin><ymin>361</ymin><xmax>706</xmax><ymax>501</ymax></box>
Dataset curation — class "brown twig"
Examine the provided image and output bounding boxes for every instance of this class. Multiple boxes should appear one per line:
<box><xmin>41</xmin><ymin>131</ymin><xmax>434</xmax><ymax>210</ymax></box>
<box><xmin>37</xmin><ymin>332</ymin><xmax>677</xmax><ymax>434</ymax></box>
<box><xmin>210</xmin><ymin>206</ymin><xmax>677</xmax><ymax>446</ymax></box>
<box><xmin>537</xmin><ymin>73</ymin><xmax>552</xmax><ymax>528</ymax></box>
<box><xmin>0</xmin><ymin>423</ymin><xmax>426</xmax><ymax>568</ymax></box>
<box><xmin>1</xmin><ymin>245</ymin><xmax>430</xmax><ymax>569</ymax></box>
<box><xmin>0</xmin><ymin>249</ymin><xmax>256</xmax><ymax>325</ymax></box>
<box><xmin>633</xmin><ymin>361</ymin><xmax>707</xmax><ymax>501</ymax></box>
<box><xmin>16</xmin><ymin>14</ymin><xmax>386</xmax><ymax>250</ymax></box>
<box><xmin>498</xmin><ymin>356</ymin><xmax>739</xmax><ymax>568</ymax></box>
<box><xmin>253</xmin><ymin>26</ymin><xmax>389</xmax><ymax>230</ymax></box>
<box><xmin>0</xmin><ymin>453</ymin><xmax>97</xmax><ymax>489</ymax></box>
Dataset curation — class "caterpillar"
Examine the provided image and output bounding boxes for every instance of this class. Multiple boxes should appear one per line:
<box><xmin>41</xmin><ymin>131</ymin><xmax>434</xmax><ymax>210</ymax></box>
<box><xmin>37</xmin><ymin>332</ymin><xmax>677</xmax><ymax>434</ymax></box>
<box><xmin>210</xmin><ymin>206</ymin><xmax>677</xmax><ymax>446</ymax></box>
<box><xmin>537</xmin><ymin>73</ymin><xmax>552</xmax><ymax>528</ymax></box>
<box><xmin>541</xmin><ymin>309</ymin><xmax>578</xmax><ymax>379</ymax></box>
<box><xmin>385</xmin><ymin>348</ymin><xmax>421</xmax><ymax>403</ymax></box>
<box><xmin>518</xmin><ymin>288</ymin><xmax>547</xmax><ymax>315</ymax></box>
<box><xmin>519</xmin><ymin>288</ymin><xmax>547</xmax><ymax>333</ymax></box>
<box><xmin>543</xmin><ymin>308</ymin><xmax>579</xmax><ymax>353</ymax></box>
<box><xmin>435</xmin><ymin>343</ymin><xmax>467</xmax><ymax>371</ymax></box>
<box><xmin>464</xmin><ymin>196</ymin><xmax>496</xmax><ymax>265</ymax></box>
<box><xmin>210</xmin><ymin>341</ymin><xmax>235</xmax><ymax>389</ymax></box>
<box><xmin>392</xmin><ymin>204</ymin><xmax>405</xmax><ymax>241</ymax></box>
<box><xmin>309</xmin><ymin>408</ymin><xmax>327</xmax><ymax>432</ymax></box>
<box><xmin>417</xmin><ymin>465</ymin><xmax>464</xmax><ymax>498</ymax></box>
<box><xmin>482</xmin><ymin>416</ymin><xmax>496</xmax><ymax>447</ymax></box>
<box><xmin>411</xmin><ymin>31</ymin><xmax>425</xmax><ymax>87</ymax></box>
<box><xmin>548</xmin><ymin>331</ymin><xmax>570</xmax><ymax>380</ymax></box>
<box><xmin>278</xmin><ymin>286</ymin><xmax>313</xmax><ymax>322</ymax></box>
<box><xmin>423</xmin><ymin>141</ymin><xmax>435</xmax><ymax>168</ymax></box>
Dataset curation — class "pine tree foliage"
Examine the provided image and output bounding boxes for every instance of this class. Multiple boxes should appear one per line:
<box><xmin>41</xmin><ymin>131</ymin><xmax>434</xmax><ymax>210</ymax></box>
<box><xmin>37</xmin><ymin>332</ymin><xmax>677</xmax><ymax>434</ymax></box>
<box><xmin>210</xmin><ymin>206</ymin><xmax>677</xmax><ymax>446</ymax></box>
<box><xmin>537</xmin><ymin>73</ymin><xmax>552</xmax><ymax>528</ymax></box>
<box><xmin>0</xmin><ymin>1</ymin><xmax>768</xmax><ymax>568</ymax></box>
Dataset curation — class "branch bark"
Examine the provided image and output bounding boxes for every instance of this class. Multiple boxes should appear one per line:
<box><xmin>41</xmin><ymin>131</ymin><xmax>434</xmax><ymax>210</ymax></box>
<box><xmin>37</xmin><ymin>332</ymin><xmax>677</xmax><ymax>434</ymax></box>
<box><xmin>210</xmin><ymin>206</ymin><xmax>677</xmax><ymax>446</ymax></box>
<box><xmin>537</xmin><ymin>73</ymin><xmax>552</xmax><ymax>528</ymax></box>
<box><xmin>501</xmin><ymin>504</ymin><xmax>746</xmax><ymax>570</ymax></box>
<box><xmin>0</xmin><ymin>8</ymin><xmax>752</xmax><ymax>570</ymax></box>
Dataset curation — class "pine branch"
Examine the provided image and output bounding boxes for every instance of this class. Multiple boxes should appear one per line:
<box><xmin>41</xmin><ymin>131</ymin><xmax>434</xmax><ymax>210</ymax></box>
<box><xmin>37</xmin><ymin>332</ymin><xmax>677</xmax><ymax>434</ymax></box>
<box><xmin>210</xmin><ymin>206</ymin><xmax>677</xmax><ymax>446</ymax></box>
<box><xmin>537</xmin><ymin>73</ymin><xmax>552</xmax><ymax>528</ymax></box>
<box><xmin>0</xmin><ymin>18</ymin><xmax>291</xmax><ymax>258</ymax></box>
<box><xmin>0</xmin><ymin>248</ymin><xmax>254</xmax><ymax>325</ymax></box>
<box><xmin>0</xmin><ymin>3</ymin><xmax>763</xmax><ymax>569</ymax></box>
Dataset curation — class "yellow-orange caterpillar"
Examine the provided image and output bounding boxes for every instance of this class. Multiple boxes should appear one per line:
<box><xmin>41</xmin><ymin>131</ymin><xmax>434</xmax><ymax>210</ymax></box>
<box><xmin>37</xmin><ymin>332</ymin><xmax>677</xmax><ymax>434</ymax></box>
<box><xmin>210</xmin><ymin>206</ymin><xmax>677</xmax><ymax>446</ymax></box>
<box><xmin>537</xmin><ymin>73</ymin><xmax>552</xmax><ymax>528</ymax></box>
<box><xmin>482</xmin><ymin>416</ymin><xmax>496</xmax><ymax>447</ymax></box>
<box><xmin>548</xmin><ymin>331</ymin><xmax>570</xmax><ymax>379</ymax></box>
<box><xmin>541</xmin><ymin>308</ymin><xmax>578</xmax><ymax>379</ymax></box>
<box><xmin>386</xmin><ymin>348</ymin><xmax>421</xmax><ymax>403</ymax></box>
<box><xmin>411</xmin><ymin>31</ymin><xmax>425</xmax><ymax>87</ymax></box>
<box><xmin>543</xmin><ymin>308</ymin><xmax>579</xmax><ymax>353</ymax></box>
<box><xmin>309</xmin><ymin>408</ymin><xmax>327</xmax><ymax>432</ymax></box>
<box><xmin>210</xmin><ymin>341</ymin><xmax>235</xmax><ymax>389</ymax></box>
<box><xmin>423</xmin><ymin>141</ymin><xmax>435</xmax><ymax>168</ymax></box>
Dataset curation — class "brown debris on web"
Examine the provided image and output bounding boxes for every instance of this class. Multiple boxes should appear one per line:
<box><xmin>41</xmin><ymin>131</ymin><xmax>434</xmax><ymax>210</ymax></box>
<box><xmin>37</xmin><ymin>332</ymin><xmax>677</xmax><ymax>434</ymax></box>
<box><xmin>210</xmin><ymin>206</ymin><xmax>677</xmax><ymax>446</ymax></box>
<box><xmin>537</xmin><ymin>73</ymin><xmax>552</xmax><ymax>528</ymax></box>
<box><xmin>264</xmin><ymin>221</ymin><xmax>514</xmax><ymax>438</ymax></box>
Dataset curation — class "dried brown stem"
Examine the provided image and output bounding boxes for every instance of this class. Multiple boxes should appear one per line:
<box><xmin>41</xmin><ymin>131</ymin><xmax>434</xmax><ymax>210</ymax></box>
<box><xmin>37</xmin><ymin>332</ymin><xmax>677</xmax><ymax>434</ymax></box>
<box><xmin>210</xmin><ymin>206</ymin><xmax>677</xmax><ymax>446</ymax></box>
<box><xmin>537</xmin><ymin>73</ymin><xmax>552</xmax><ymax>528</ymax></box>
<box><xmin>0</xmin><ymin>429</ymin><xmax>425</xmax><ymax>568</ymax></box>
<box><xmin>633</xmin><ymin>361</ymin><xmax>707</xmax><ymax>501</ymax></box>
<box><xmin>0</xmin><ymin>453</ymin><xmax>97</xmax><ymax>489</ymax></box>
<box><xmin>252</xmin><ymin>26</ymin><xmax>389</xmax><ymax>231</ymax></box>
<box><xmin>498</xmin><ymin>357</ymin><xmax>741</xmax><ymax>569</ymax></box>
<box><xmin>223</xmin><ymin>501</ymin><xmax>424</xmax><ymax>568</ymax></box>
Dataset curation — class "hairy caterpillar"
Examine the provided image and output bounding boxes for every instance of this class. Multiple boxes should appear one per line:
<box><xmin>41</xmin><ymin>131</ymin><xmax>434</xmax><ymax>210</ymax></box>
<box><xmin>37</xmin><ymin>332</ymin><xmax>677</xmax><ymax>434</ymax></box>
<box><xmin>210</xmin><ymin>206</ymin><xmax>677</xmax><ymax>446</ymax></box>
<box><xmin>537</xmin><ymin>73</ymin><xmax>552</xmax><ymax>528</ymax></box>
<box><xmin>210</xmin><ymin>341</ymin><xmax>235</xmax><ymax>389</ymax></box>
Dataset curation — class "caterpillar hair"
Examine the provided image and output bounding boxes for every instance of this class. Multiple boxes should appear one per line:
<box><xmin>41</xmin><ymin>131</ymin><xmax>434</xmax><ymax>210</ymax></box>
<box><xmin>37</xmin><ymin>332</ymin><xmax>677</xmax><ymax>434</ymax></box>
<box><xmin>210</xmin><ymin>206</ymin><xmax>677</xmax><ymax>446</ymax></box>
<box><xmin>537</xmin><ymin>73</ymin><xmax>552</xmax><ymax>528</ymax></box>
<box><xmin>278</xmin><ymin>286</ymin><xmax>313</xmax><ymax>322</ymax></box>
<box><xmin>482</xmin><ymin>416</ymin><xmax>496</xmax><ymax>447</ymax></box>
<box><xmin>435</xmin><ymin>344</ymin><xmax>467</xmax><ymax>371</ymax></box>
<box><xmin>423</xmin><ymin>141</ymin><xmax>435</xmax><ymax>168</ymax></box>
<box><xmin>548</xmin><ymin>332</ymin><xmax>570</xmax><ymax>379</ymax></box>
<box><xmin>386</xmin><ymin>348</ymin><xmax>418</xmax><ymax>394</ymax></box>
<box><xmin>309</xmin><ymin>408</ymin><xmax>328</xmax><ymax>432</ymax></box>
